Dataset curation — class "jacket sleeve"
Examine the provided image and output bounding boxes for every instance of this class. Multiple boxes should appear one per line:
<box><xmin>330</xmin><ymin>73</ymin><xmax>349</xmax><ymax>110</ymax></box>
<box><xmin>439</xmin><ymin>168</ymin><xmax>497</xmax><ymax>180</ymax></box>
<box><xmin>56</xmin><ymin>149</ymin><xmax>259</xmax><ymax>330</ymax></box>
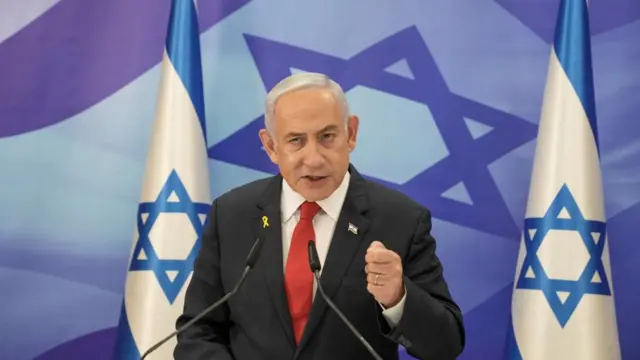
<box><xmin>376</xmin><ymin>208</ymin><xmax>465</xmax><ymax>360</ymax></box>
<box><xmin>174</xmin><ymin>199</ymin><xmax>235</xmax><ymax>360</ymax></box>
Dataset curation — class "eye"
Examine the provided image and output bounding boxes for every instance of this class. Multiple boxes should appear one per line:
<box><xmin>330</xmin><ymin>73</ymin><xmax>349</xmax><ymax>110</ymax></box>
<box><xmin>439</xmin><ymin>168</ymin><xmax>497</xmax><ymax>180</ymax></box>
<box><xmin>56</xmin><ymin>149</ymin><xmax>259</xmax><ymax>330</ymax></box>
<box><xmin>322</xmin><ymin>133</ymin><xmax>335</xmax><ymax>140</ymax></box>
<box><xmin>289</xmin><ymin>137</ymin><xmax>301</xmax><ymax>144</ymax></box>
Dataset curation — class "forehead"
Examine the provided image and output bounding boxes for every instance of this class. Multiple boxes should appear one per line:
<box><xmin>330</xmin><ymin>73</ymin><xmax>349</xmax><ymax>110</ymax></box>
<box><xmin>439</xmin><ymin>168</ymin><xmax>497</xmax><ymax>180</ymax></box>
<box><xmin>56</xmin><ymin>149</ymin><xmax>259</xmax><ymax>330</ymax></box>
<box><xmin>272</xmin><ymin>87</ymin><xmax>342</xmax><ymax>128</ymax></box>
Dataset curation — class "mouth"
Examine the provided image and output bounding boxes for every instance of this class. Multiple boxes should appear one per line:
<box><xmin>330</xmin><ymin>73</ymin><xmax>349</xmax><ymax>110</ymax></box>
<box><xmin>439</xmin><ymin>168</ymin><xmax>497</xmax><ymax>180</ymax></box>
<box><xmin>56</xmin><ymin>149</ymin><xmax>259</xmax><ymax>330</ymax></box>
<box><xmin>303</xmin><ymin>175</ymin><xmax>328</xmax><ymax>183</ymax></box>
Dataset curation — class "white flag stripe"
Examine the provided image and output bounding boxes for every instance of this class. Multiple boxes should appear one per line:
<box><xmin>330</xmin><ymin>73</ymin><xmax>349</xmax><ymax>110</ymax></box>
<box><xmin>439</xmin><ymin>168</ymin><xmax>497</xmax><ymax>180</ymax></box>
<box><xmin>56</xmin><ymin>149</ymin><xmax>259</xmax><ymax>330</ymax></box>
<box><xmin>140</xmin><ymin>50</ymin><xmax>211</xmax><ymax>205</ymax></box>
<box><xmin>525</xmin><ymin>49</ymin><xmax>604</xmax><ymax>222</ymax></box>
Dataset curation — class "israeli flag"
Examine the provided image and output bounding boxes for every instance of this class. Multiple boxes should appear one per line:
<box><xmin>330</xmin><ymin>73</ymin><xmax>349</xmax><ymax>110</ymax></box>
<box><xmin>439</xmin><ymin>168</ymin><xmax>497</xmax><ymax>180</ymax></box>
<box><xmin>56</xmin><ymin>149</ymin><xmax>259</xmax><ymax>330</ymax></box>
<box><xmin>112</xmin><ymin>0</ymin><xmax>211</xmax><ymax>358</ymax></box>
<box><xmin>505</xmin><ymin>1</ymin><xmax>621</xmax><ymax>359</ymax></box>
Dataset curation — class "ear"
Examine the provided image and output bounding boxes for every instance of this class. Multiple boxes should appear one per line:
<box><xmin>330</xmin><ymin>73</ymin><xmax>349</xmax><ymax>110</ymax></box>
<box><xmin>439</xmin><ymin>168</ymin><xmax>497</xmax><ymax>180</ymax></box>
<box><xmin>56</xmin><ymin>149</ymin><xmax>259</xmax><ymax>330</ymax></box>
<box><xmin>346</xmin><ymin>115</ymin><xmax>359</xmax><ymax>152</ymax></box>
<box><xmin>258</xmin><ymin>128</ymin><xmax>279</xmax><ymax>164</ymax></box>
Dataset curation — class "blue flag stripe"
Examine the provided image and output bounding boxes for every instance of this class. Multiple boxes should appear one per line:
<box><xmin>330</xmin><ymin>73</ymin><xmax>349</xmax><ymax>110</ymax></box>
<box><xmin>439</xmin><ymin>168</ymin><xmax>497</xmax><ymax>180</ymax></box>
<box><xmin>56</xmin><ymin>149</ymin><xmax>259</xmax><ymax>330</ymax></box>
<box><xmin>553</xmin><ymin>0</ymin><xmax>598</xmax><ymax>151</ymax></box>
<box><xmin>165</xmin><ymin>0</ymin><xmax>207</xmax><ymax>139</ymax></box>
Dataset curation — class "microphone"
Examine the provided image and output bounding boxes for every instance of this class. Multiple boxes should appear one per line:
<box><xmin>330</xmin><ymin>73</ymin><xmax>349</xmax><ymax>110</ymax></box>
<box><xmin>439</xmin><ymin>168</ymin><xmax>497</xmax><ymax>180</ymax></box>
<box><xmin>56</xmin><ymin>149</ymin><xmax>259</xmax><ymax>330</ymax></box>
<box><xmin>307</xmin><ymin>240</ymin><xmax>384</xmax><ymax>360</ymax></box>
<box><xmin>140</xmin><ymin>237</ymin><xmax>265</xmax><ymax>360</ymax></box>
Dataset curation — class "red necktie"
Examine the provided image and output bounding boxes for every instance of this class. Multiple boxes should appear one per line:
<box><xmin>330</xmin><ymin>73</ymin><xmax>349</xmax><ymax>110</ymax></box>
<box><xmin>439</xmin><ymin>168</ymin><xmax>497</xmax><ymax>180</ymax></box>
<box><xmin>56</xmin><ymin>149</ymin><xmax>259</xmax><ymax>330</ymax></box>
<box><xmin>284</xmin><ymin>201</ymin><xmax>321</xmax><ymax>344</ymax></box>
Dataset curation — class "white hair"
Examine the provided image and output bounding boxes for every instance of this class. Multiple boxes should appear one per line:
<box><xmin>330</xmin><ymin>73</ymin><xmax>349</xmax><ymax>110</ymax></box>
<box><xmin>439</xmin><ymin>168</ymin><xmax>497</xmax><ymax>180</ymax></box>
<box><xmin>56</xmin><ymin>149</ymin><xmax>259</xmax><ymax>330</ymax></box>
<box><xmin>264</xmin><ymin>72</ymin><xmax>350</xmax><ymax>134</ymax></box>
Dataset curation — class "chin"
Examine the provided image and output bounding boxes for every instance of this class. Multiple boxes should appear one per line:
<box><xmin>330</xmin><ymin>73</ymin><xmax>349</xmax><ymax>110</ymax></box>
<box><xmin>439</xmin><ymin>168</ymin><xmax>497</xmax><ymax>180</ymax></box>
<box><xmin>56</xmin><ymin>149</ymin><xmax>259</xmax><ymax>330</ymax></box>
<box><xmin>294</xmin><ymin>176</ymin><xmax>338</xmax><ymax>201</ymax></box>
<box><xmin>300</xmin><ymin>187</ymin><xmax>334</xmax><ymax>202</ymax></box>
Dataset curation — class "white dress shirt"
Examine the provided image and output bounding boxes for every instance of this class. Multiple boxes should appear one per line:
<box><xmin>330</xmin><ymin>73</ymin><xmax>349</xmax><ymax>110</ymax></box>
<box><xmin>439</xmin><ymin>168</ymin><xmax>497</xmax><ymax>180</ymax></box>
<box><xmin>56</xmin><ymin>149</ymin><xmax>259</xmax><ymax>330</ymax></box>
<box><xmin>280</xmin><ymin>171</ymin><xmax>406</xmax><ymax>327</ymax></box>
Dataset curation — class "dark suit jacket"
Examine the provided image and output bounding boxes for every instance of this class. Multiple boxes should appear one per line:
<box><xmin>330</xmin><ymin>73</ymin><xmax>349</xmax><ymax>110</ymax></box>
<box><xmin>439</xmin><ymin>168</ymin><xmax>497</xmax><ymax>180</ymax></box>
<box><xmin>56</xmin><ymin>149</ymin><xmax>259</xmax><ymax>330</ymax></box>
<box><xmin>174</xmin><ymin>165</ymin><xmax>465</xmax><ymax>360</ymax></box>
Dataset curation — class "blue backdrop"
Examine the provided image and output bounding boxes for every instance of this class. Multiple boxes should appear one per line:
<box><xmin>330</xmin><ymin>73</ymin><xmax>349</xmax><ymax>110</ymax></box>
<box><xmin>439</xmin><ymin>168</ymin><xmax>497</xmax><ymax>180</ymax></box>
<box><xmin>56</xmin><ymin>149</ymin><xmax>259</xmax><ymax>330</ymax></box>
<box><xmin>1</xmin><ymin>1</ymin><xmax>639</xmax><ymax>359</ymax></box>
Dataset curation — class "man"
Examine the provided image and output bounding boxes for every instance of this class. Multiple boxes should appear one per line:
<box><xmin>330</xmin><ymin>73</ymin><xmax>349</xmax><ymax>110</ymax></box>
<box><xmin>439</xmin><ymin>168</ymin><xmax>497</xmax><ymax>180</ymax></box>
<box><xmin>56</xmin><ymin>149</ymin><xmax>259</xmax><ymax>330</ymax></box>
<box><xmin>174</xmin><ymin>72</ymin><xmax>465</xmax><ymax>359</ymax></box>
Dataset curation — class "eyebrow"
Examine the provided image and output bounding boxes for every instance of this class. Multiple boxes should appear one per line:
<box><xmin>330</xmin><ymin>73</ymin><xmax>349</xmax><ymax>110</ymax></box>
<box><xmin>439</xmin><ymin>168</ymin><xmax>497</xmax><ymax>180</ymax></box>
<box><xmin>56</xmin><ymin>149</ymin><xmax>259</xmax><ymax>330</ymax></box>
<box><xmin>319</xmin><ymin>125</ymin><xmax>339</xmax><ymax>133</ymax></box>
<box><xmin>283</xmin><ymin>125</ymin><xmax>339</xmax><ymax>139</ymax></box>
<box><xmin>284</xmin><ymin>131</ymin><xmax>305</xmax><ymax>139</ymax></box>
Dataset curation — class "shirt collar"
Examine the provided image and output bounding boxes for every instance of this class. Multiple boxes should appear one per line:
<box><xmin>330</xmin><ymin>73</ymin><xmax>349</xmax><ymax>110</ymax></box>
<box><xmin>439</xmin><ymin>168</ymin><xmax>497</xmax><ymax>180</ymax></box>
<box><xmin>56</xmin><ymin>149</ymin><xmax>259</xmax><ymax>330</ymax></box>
<box><xmin>281</xmin><ymin>171</ymin><xmax>351</xmax><ymax>222</ymax></box>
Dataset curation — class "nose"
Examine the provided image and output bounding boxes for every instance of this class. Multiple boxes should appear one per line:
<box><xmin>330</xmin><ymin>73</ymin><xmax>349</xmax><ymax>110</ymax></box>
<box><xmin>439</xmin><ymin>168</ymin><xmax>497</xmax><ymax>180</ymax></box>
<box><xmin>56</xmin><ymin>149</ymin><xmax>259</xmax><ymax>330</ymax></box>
<box><xmin>302</xmin><ymin>142</ymin><xmax>326</xmax><ymax>168</ymax></box>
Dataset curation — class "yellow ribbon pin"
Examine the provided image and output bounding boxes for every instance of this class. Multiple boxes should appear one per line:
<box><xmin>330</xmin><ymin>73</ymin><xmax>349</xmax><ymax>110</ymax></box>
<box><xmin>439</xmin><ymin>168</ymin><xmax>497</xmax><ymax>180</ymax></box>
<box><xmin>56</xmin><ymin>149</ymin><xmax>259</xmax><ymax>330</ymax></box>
<box><xmin>262</xmin><ymin>216</ymin><xmax>269</xmax><ymax>228</ymax></box>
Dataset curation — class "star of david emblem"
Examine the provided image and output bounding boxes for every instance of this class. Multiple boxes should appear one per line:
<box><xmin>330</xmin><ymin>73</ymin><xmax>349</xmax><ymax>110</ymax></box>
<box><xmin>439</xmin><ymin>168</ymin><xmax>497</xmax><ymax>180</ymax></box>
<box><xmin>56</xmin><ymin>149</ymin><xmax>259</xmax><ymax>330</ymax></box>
<box><xmin>208</xmin><ymin>26</ymin><xmax>538</xmax><ymax>239</ymax></box>
<box><xmin>129</xmin><ymin>169</ymin><xmax>211</xmax><ymax>304</ymax></box>
<box><xmin>516</xmin><ymin>184</ymin><xmax>611</xmax><ymax>327</ymax></box>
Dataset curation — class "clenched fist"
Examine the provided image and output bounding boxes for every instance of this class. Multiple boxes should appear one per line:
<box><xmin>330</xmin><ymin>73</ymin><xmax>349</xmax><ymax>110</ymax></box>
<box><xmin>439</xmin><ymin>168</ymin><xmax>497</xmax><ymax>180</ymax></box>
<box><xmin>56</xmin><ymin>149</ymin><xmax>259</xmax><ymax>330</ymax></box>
<box><xmin>364</xmin><ymin>241</ymin><xmax>405</xmax><ymax>308</ymax></box>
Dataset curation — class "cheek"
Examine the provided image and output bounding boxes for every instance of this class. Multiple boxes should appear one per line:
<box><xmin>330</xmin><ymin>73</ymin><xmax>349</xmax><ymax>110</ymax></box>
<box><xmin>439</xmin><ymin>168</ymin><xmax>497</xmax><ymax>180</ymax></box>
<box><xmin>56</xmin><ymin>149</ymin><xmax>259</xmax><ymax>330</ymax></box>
<box><xmin>279</xmin><ymin>150</ymin><xmax>302</xmax><ymax>167</ymax></box>
<box><xmin>327</xmin><ymin>147</ymin><xmax>349</xmax><ymax>161</ymax></box>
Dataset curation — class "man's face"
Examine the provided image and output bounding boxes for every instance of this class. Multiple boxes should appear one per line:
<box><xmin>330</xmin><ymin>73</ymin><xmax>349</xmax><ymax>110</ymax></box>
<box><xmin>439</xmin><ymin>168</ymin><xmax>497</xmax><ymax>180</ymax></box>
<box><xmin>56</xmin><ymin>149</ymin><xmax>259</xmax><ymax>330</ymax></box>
<box><xmin>259</xmin><ymin>87</ymin><xmax>359</xmax><ymax>201</ymax></box>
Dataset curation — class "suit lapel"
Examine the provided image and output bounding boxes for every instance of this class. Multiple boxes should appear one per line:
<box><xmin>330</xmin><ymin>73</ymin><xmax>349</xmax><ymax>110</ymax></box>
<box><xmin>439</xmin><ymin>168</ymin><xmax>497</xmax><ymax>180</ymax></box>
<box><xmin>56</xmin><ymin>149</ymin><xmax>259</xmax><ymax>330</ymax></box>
<box><xmin>255</xmin><ymin>174</ymin><xmax>296</xmax><ymax>348</ymax></box>
<box><xmin>296</xmin><ymin>166</ymin><xmax>371</xmax><ymax>353</ymax></box>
